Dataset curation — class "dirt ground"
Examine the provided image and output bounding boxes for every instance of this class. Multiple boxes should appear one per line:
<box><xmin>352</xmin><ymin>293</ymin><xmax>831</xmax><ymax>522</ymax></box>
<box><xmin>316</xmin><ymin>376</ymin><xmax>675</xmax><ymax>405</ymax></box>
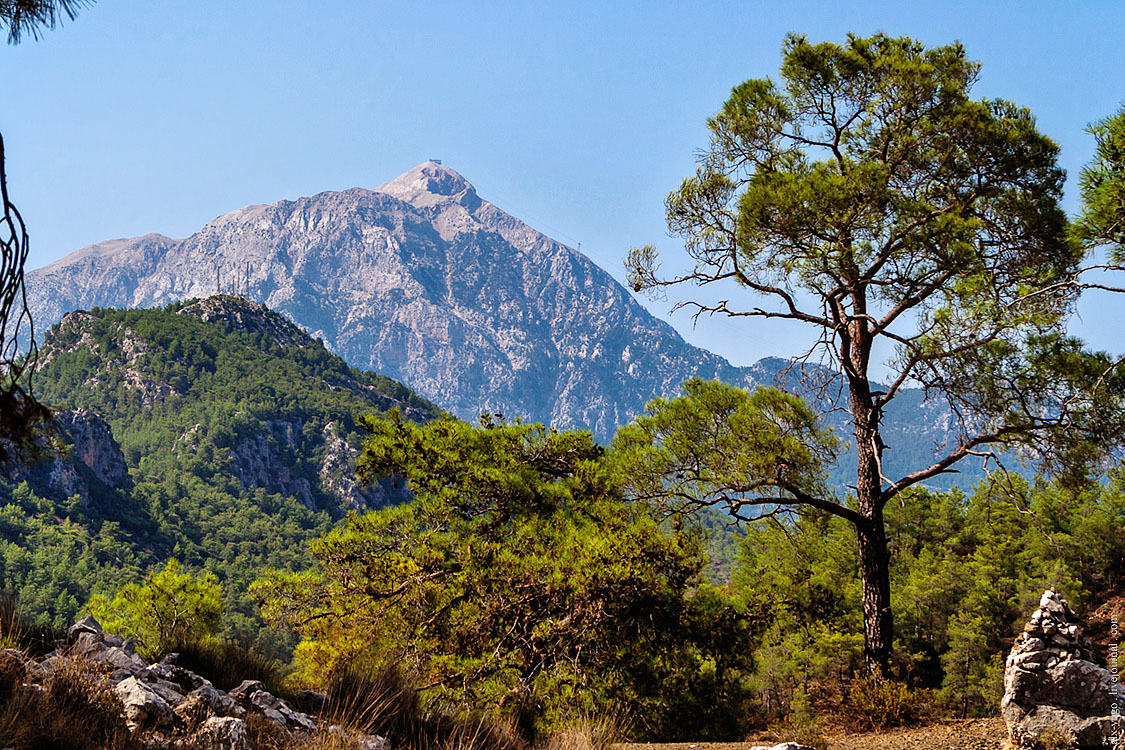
<box><xmin>617</xmin><ymin>717</ymin><xmax>1008</xmax><ymax>750</ymax></box>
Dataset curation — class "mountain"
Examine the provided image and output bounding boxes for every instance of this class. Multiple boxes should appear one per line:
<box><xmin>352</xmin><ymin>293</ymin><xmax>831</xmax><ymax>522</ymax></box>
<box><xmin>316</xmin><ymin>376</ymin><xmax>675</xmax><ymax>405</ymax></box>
<box><xmin>1</xmin><ymin>297</ymin><xmax>441</xmax><ymax>636</ymax></box>
<box><xmin>25</xmin><ymin>161</ymin><xmax>974</xmax><ymax>487</ymax></box>
<box><xmin>27</xmin><ymin>162</ymin><xmax>766</xmax><ymax>439</ymax></box>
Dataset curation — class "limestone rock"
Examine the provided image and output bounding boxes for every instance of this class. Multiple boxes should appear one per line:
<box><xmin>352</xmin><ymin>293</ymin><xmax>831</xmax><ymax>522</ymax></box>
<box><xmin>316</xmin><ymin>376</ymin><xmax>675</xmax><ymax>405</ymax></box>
<box><xmin>229</xmin><ymin>679</ymin><xmax>265</xmax><ymax>704</ymax></box>
<box><xmin>249</xmin><ymin>688</ymin><xmax>317</xmax><ymax>731</ymax></box>
<box><xmin>67</xmin><ymin>613</ymin><xmax>104</xmax><ymax>643</ymax></box>
<box><xmin>1002</xmin><ymin>589</ymin><xmax>1125</xmax><ymax>748</ymax></box>
<box><xmin>116</xmin><ymin>675</ymin><xmax>175</xmax><ymax>730</ymax></box>
<box><xmin>191</xmin><ymin>716</ymin><xmax>251</xmax><ymax>750</ymax></box>
<box><xmin>2</xmin><ymin>408</ymin><xmax>130</xmax><ymax>510</ymax></box>
<box><xmin>69</xmin><ymin>629</ymin><xmax>148</xmax><ymax>674</ymax></box>
<box><xmin>56</xmin><ymin>408</ymin><xmax>130</xmax><ymax>487</ymax></box>
<box><xmin>190</xmin><ymin>681</ymin><xmax>241</xmax><ymax>715</ymax></box>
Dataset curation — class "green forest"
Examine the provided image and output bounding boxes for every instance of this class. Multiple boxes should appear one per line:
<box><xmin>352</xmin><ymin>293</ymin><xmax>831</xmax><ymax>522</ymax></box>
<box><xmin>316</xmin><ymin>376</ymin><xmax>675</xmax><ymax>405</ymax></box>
<box><xmin>0</xmin><ymin>298</ymin><xmax>440</xmax><ymax>652</ymax></box>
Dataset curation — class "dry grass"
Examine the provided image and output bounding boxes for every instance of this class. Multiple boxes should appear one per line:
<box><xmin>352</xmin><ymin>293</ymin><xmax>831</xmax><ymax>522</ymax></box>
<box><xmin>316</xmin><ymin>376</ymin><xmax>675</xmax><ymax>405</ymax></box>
<box><xmin>0</xmin><ymin>656</ymin><xmax>139</xmax><ymax>750</ymax></box>
<box><xmin>321</xmin><ymin>663</ymin><xmax>525</xmax><ymax>750</ymax></box>
<box><xmin>168</xmin><ymin>636</ymin><xmax>287</xmax><ymax>693</ymax></box>
<box><xmin>542</xmin><ymin>716</ymin><xmax>623</xmax><ymax>750</ymax></box>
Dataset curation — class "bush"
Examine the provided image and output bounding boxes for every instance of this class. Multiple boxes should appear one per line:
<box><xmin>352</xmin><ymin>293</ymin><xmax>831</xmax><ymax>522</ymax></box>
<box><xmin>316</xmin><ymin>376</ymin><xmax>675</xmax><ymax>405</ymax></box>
<box><xmin>168</xmin><ymin>636</ymin><xmax>285</xmax><ymax>693</ymax></box>
<box><xmin>850</xmin><ymin>677</ymin><xmax>924</xmax><ymax>728</ymax></box>
<box><xmin>86</xmin><ymin>560</ymin><xmax>223</xmax><ymax>658</ymax></box>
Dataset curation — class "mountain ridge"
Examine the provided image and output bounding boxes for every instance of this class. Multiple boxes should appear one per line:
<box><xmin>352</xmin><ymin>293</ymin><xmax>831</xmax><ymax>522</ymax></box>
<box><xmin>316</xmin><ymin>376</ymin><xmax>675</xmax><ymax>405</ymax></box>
<box><xmin>1</xmin><ymin>296</ymin><xmax>441</xmax><ymax>633</ymax></box>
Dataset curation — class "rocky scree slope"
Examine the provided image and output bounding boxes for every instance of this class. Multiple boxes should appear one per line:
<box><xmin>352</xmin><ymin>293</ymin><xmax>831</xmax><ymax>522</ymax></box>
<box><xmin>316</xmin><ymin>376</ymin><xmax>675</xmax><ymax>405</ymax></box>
<box><xmin>27</xmin><ymin>162</ymin><xmax>970</xmax><ymax>486</ymax></box>
<box><xmin>1</xmin><ymin>613</ymin><xmax>388</xmax><ymax>749</ymax></box>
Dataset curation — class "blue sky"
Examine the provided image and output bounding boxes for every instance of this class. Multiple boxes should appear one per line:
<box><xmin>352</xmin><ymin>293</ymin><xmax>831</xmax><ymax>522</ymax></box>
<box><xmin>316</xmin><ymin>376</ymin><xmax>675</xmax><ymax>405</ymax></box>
<box><xmin>3</xmin><ymin>1</ymin><xmax>1124</xmax><ymax>367</ymax></box>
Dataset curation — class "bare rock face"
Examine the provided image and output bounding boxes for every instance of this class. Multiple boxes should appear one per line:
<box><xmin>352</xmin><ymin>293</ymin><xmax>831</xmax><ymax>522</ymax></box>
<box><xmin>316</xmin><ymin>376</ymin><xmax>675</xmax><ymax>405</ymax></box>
<box><xmin>1002</xmin><ymin>590</ymin><xmax>1125</xmax><ymax>748</ymax></box>
<box><xmin>55</xmin><ymin>408</ymin><xmax>129</xmax><ymax>488</ymax></box>
<box><xmin>2</xmin><ymin>408</ymin><xmax>129</xmax><ymax>505</ymax></box>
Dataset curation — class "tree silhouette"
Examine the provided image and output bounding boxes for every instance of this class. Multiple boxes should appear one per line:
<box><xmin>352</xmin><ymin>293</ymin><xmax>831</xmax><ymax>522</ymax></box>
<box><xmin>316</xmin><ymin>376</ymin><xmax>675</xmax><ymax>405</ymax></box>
<box><xmin>0</xmin><ymin>0</ymin><xmax>95</xmax><ymax>461</ymax></box>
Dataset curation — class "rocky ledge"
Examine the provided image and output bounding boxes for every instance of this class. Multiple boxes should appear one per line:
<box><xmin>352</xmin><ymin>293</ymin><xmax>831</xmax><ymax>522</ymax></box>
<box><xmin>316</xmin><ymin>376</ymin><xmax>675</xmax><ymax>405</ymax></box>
<box><xmin>5</xmin><ymin>614</ymin><xmax>387</xmax><ymax>749</ymax></box>
<box><xmin>1002</xmin><ymin>590</ymin><xmax>1124</xmax><ymax>749</ymax></box>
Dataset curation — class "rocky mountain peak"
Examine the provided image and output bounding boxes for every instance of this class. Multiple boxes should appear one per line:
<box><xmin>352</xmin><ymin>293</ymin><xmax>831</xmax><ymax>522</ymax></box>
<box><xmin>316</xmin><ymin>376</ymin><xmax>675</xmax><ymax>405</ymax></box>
<box><xmin>177</xmin><ymin>295</ymin><xmax>313</xmax><ymax>350</ymax></box>
<box><xmin>376</xmin><ymin>161</ymin><xmax>478</xmax><ymax>208</ymax></box>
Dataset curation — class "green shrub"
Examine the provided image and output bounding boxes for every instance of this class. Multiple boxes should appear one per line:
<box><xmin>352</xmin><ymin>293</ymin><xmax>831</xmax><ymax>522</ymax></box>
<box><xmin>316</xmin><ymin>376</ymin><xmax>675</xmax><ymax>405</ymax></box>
<box><xmin>86</xmin><ymin>560</ymin><xmax>223</xmax><ymax>658</ymax></box>
<box><xmin>850</xmin><ymin>677</ymin><xmax>923</xmax><ymax>728</ymax></box>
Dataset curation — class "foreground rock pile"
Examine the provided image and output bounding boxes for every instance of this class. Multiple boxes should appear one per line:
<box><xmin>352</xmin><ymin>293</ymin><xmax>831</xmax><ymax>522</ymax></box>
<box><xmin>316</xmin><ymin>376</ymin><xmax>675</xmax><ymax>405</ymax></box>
<box><xmin>6</xmin><ymin>614</ymin><xmax>388</xmax><ymax>749</ymax></box>
<box><xmin>1002</xmin><ymin>590</ymin><xmax>1124</xmax><ymax>749</ymax></box>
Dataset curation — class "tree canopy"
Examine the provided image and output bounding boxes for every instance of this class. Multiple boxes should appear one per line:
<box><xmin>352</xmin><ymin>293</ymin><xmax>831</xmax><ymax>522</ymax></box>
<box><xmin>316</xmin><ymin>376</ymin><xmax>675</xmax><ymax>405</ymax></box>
<box><xmin>625</xmin><ymin>32</ymin><xmax>1125</xmax><ymax>673</ymax></box>
<box><xmin>1</xmin><ymin>0</ymin><xmax>91</xmax><ymax>42</ymax></box>
<box><xmin>1076</xmin><ymin>104</ymin><xmax>1125</xmax><ymax>259</ymax></box>
<box><xmin>255</xmin><ymin>413</ymin><xmax>759</xmax><ymax>740</ymax></box>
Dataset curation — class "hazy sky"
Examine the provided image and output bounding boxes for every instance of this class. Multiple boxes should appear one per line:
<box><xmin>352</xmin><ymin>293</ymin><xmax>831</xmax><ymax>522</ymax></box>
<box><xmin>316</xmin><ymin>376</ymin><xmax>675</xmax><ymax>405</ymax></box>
<box><xmin>3</xmin><ymin>1</ymin><xmax>1124</xmax><ymax>369</ymax></box>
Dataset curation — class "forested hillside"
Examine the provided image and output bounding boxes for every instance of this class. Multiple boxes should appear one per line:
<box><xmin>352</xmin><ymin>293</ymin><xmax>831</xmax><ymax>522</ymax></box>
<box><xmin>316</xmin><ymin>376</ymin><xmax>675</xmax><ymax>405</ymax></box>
<box><xmin>0</xmin><ymin>296</ymin><xmax>441</xmax><ymax>646</ymax></box>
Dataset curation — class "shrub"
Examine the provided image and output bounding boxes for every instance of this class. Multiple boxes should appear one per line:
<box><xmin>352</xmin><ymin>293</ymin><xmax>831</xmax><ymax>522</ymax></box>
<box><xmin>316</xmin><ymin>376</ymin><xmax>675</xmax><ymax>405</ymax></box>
<box><xmin>850</xmin><ymin>677</ymin><xmax>923</xmax><ymax>728</ymax></box>
<box><xmin>86</xmin><ymin>560</ymin><xmax>223</xmax><ymax>658</ymax></box>
<box><xmin>170</xmin><ymin>636</ymin><xmax>285</xmax><ymax>694</ymax></box>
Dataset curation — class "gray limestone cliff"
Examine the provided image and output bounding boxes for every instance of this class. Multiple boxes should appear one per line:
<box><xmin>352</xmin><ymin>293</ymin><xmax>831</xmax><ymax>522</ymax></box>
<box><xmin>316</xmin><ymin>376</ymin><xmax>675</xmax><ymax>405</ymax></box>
<box><xmin>2</xmin><ymin>408</ymin><xmax>129</xmax><ymax>507</ymax></box>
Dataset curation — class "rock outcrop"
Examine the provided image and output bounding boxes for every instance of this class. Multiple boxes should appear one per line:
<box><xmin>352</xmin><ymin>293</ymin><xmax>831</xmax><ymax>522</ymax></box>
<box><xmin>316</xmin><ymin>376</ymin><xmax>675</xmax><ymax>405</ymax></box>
<box><xmin>1002</xmin><ymin>590</ymin><xmax>1125</xmax><ymax>748</ymax></box>
<box><xmin>2</xmin><ymin>407</ymin><xmax>130</xmax><ymax>506</ymax></box>
<box><xmin>8</xmin><ymin>614</ymin><xmax>390</xmax><ymax>748</ymax></box>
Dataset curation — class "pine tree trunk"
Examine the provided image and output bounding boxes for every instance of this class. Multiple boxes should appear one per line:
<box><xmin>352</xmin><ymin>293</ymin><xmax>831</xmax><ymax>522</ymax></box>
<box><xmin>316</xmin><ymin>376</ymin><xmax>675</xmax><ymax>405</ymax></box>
<box><xmin>856</xmin><ymin>514</ymin><xmax>893</xmax><ymax>676</ymax></box>
<box><xmin>848</xmin><ymin>317</ymin><xmax>894</xmax><ymax>677</ymax></box>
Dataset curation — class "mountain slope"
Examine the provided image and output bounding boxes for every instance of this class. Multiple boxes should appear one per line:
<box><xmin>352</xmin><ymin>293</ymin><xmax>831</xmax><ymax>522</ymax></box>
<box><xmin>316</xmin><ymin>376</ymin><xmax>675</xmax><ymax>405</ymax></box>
<box><xmin>2</xmin><ymin>296</ymin><xmax>441</xmax><ymax>634</ymax></box>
